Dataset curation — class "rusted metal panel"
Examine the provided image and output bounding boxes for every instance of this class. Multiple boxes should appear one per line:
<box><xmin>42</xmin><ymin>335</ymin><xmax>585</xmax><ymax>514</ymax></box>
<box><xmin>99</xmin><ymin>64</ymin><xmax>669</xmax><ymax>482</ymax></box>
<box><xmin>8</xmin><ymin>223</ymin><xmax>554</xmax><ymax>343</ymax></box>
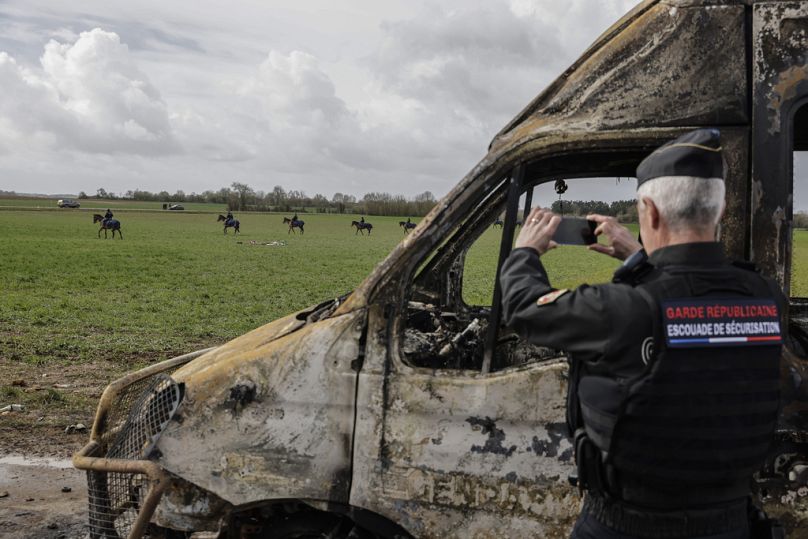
<box><xmin>152</xmin><ymin>476</ymin><xmax>229</xmax><ymax>532</ymax></box>
<box><xmin>493</xmin><ymin>2</ymin><xmax>748</xmax><ymax>154</ymax></box>
<box><xmin>155</xmin><ymin>309</ymin><xmax>365</xmax><ymax>506</ymax></box>
<box><xmin>349</xmin><ymin>301</ymin><xmax>577</xmax><ymax>538</ymax></box>
<box><xmin>721</xmin><ymin>128</ymin><xmax>752</xmax><ymax>260</ymax></box>
<box><xmin>751</xmin><ymin>1</ymin><xmax>808</xmax><ymax>290</ymax></box>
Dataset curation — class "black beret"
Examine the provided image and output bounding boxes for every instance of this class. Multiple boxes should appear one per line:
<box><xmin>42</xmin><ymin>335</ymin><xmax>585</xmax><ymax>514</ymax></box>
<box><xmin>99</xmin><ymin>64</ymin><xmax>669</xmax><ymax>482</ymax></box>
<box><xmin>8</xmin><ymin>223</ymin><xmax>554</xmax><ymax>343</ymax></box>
<box><xmin>636</xmin><ymin>128</ymin><xmax>723</xmax><ymax>187</ymax></box>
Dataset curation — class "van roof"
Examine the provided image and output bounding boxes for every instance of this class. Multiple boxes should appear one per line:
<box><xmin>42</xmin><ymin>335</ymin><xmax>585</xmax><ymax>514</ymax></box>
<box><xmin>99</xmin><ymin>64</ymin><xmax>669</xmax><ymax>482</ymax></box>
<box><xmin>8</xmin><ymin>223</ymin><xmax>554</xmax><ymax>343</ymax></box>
<box><xmin>488</xmin><ymin>0</ymin><xmax>765</xmax><ymax>155</ymax></box>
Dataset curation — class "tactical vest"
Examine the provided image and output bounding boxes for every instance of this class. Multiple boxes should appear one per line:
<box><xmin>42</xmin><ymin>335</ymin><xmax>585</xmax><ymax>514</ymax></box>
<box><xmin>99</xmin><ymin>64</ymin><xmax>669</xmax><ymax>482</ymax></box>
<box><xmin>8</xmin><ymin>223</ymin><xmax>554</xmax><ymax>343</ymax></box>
<box><xmin>575</xmin><ymin>262</ymin><xmax>783</xmax><ymax>507</ymax></box>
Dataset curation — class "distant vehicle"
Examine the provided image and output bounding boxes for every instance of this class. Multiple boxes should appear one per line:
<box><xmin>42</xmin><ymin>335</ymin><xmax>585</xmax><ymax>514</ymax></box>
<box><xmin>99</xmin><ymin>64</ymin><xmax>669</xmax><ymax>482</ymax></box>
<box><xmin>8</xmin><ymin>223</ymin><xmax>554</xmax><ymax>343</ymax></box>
<box><xmin>57</xmin><ymin>199</ymin><xmax>80</xmax><ymax>208</ymax></box>
<box><xmin>167</xmin><ymin>204</ymin><xmax>184</xmax><ymax>210</ymax></box>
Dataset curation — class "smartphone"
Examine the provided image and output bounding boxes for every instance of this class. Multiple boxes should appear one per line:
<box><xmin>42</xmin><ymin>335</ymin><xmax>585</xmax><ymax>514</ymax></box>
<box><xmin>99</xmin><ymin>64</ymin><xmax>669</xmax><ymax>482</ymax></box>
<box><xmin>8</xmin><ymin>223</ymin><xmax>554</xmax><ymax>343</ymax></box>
<box><xmin>552</xmin><ymin>217</ymin><xmax>597</xmax><ymax>245</ymax></box>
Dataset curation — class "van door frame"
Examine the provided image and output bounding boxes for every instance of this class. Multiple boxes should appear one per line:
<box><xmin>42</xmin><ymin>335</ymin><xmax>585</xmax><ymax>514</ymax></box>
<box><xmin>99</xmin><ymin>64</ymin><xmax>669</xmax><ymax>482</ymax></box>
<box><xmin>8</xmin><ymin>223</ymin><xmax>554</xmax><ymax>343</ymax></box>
<box><xmin>750</xmin><ymin>2</ymin><xmax>808</xmax><ymax>293</ymax></box>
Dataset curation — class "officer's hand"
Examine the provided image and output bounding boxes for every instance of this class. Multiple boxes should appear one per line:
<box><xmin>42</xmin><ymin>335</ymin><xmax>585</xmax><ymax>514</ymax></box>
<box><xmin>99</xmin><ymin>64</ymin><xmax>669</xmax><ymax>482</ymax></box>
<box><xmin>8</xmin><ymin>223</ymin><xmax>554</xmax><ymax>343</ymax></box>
<box><xmin>586</xmin><ymin>214</ymin><xmax>642</xmax><ymax>261</ymax></box>
<box><xmin>514</xmin><ymin>207</ymin><xmax>561</xmax><ymax>255</ymax></box>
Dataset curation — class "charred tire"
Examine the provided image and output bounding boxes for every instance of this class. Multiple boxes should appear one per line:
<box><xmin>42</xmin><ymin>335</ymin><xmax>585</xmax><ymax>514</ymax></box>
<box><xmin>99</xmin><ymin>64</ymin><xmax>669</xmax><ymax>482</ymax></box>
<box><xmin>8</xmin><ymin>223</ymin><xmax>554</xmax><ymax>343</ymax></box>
<box><xmin>260</xmin><ymin>512</ymin><xmax>371</xmax><ymax>539</ymax></box>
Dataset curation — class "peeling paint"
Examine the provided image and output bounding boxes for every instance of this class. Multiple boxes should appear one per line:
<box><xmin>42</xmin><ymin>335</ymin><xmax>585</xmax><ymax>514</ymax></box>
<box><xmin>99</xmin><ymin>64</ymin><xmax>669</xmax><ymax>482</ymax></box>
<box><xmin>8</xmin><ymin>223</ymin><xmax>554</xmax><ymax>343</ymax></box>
<box><xmin>225</xmin><ymin>381</ymin><xmax>256</xmax><ymax>414</ymax></box>
<box><xmin>773</xmin><ymin>206</ymin><xmax>786</xmax><ymax>273</ymax></box>
<box><xmin>466</xmin><ymin>417</ymin><xmax>517</xmax><ymax>457</ymax></box>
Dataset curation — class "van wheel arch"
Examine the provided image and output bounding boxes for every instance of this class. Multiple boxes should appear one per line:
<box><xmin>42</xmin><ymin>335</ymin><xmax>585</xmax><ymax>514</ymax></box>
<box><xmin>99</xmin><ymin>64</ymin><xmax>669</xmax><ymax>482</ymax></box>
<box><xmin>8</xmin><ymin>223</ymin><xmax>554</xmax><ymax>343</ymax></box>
<box><xmin>223</xmin><ymin>500</ymin><xmax>414</xmax><ymax>539</ymax></box>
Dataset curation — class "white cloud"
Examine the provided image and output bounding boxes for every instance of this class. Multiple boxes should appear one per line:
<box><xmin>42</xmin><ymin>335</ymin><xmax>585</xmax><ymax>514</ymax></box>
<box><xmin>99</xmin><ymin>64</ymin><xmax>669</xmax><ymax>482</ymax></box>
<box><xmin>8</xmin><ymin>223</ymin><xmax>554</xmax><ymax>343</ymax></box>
<box><xmin>0</xmin><ymin>28</ymin><xmax>177</xmax><ymax>155</ymax></box>
<box><xmin>0</xmin><ymin>1</ymin><xmax>646</xmax><ymax>200</ymax></box>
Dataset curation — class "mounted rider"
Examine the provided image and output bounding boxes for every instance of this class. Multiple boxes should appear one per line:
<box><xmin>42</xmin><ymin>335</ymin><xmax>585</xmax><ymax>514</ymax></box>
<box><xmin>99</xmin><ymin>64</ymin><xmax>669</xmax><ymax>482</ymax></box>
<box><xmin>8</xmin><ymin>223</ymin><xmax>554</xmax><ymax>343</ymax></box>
<box><xmin>103</xmin><ymin>208</ymin><xmax>114</xmax><ymax>224</ymax></box>
<box><xmin>226</xmin><ymin>210</ymin><xmax>234</xmax><ymax>225</ymax></box>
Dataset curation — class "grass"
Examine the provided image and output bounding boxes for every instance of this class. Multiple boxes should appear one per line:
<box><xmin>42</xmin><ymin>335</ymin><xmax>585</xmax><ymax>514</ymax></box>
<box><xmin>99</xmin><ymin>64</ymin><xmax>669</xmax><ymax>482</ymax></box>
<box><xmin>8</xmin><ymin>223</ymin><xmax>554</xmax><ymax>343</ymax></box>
<box><xmin>2</xmin><ymin>210</ymin><xmax>806</xmax><ymax>371</ymax></box>
<box><xmin>2</xmin><ymin>209</ymin><xmax>807</xmax><ymax>442</ymax></box>
<box><xmin>0</xmin><ymin>211</ymin><xmax>410</xmax><ymax>368</ymax></box>
<box><xmin>462</xmin><ymin>226</ymin><xmax>632</xmax><ymax>305</ymax></box>
<box><xmin>792</xmin><ymin>229</ymin><xmax>808</xmax><ymax>297</ymax></box>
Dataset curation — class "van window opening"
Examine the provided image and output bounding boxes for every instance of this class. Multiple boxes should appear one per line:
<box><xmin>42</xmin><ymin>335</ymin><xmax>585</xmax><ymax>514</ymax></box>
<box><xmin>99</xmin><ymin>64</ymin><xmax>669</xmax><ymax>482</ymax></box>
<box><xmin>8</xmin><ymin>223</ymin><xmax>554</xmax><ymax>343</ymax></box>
<box><xmin>792</xmin><ymin>103</ymin><xmax>808</xmax><ymax>299</ymax></box>
<box><xmin>401</xmin><ymin>156</ymin><xmax>643</xmax><ymax>374</ymax></box>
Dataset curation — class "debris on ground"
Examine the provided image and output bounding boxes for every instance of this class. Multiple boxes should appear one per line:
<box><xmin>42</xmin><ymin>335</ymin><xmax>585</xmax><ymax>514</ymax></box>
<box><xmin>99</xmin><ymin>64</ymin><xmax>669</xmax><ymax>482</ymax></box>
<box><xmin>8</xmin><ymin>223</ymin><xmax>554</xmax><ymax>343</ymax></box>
<box><xmin>60</xmin><ymin>487</ymin><xmax>71</xmax><ymax>493</ymax></box>
<box><xmin>52</xmin><ymin>384</ymin><xmax>71</xmax><ymax>389</ymax></box>
<box><xmin>11</xmin><ymin>380</ymin><xmax>26</xmax><ymax>387</ymax></box>
<box><xmin>0</xmin><ymin>491</ymin><xmax>8</xmax><ymax>498</ymax></box>
<box><xmin>47</xmin><ymin>523</ymin><xmax>58</xmax><ymax>529</ymax></box>
<box><xmin>235</xmin><ymin>240</ymin><xmax>287</xmax><ymax>247</ymax></box>
<box><xmin>0</xmin><ymin>404</ymin><xmax>25</xmax><ymax>413</ymax></box>
<box><xmin>63</xmin><ymin>424</ymin><xmax>87</xmax><ymax>434</ymax></box>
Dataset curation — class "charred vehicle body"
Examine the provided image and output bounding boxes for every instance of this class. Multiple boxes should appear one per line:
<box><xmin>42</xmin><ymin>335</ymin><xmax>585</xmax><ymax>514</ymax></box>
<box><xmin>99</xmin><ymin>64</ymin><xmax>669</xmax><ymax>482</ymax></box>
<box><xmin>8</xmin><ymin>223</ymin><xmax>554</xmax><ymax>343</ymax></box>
<box><xmin>74</xmin><ymin>1</ymin><xmax>808</xmax><ymax>537</ymax></box>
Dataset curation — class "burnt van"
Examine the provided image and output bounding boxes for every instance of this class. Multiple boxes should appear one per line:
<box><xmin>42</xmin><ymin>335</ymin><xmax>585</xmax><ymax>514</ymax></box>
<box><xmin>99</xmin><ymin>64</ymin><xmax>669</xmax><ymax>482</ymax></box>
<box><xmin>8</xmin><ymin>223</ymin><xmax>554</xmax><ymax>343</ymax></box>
<box><xmin>74</xmin><ymin>1</ymin><xmax>808</xmax><ymax>537</ymax></box>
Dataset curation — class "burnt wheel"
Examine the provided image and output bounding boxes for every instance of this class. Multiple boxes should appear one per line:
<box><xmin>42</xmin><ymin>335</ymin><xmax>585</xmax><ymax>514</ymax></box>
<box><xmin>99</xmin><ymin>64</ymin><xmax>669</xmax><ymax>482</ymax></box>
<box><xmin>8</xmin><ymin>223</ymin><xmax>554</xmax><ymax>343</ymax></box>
<box><xmin>261</xmin><ymin>512</ymin><xmax>368</xmax><ymax>539</ymax></box>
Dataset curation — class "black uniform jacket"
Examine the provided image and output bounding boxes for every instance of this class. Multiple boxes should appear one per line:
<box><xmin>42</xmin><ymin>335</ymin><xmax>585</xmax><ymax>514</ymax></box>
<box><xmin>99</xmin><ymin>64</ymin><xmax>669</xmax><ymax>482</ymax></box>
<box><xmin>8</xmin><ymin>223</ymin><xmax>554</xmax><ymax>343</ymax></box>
<box><xmin>499</xmin><ymin>242</ymin><xmax>784</xmax><ymax>380</ymax></box>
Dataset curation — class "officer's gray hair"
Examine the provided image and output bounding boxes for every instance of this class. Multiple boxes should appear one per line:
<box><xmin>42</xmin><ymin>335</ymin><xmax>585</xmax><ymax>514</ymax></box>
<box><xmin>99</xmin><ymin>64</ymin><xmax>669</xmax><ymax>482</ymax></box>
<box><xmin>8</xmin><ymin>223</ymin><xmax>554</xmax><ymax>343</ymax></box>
<box><xmin>637</xmin><ymin>176</ymin><xmax>725</xmax><ymax>232</ymax></box>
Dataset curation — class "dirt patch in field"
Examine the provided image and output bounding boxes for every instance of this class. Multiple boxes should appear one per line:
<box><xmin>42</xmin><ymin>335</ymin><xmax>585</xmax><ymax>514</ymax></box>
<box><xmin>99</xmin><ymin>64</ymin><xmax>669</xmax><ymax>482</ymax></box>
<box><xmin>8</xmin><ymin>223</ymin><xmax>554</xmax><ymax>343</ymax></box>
<box><xmin>0</xmin><ymin>360</ymin><xmax>132</xmax><ymax>537</ymax></box>
<box><xmin>0</xmin><ymin>359</ymin><xmax>130</xmax><ymax>457</ymax></box>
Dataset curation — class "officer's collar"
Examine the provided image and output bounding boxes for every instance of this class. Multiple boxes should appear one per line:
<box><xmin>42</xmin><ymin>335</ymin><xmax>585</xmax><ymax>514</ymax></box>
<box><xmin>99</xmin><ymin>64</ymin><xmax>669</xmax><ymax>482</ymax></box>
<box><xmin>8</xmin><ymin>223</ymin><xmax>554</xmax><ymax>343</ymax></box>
<box><xmin>647</xmin><ymin>241</ymin><xmax>725</xmax><ymax>267</ymax></box>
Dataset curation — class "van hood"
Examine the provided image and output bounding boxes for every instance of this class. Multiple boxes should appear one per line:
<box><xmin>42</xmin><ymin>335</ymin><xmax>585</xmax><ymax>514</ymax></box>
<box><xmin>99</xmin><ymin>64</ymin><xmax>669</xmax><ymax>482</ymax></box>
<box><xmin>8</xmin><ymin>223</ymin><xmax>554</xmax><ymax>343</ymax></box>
<box><xmin>172</xmin><ymin>295</ymin><xmax>349</xmax><ymax>383</ymax></box>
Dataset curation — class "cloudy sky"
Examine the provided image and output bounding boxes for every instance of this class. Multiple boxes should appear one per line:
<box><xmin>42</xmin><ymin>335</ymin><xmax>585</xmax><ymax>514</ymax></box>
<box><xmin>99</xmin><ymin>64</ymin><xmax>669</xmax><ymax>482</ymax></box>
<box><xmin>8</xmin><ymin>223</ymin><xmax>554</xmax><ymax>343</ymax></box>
<box><xmin>0</xmin><ymin>0</ymin><xmax>646</xmax><ymax>202</ymax></box>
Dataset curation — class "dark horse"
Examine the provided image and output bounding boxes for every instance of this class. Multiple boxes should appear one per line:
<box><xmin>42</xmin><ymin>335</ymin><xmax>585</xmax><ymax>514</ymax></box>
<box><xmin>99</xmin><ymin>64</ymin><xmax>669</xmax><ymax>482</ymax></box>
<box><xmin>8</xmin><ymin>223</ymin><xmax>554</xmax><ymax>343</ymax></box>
<box><xmin>217</xmin><ymin>214</ymin><xmax>240</xmax><ymax>234</ymax></box>
<box><xmin>93</xmin><ymin>214</ymin><xmax>123</xmax><ymax>239</ymax></box>
<box><xmin>282</xmin><ymin>217</ymin><xmax>305</xmax><ymax>234</ymax></box>
<box><xmin>399</xmin><ymin>221</ymin><xmax>416</xmax><ymax>234</ymax></box>
<box><xmin>351</xmin><ymin>221</ymin><xmax>373</xmax><ymax>235</ymax></box>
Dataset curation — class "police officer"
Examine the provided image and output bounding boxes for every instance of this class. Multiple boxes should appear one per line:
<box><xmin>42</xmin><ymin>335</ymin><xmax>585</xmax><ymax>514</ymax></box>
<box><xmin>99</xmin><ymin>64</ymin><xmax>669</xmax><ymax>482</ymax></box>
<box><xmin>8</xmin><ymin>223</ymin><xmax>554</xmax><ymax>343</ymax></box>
<box><xmin>500</xmin><ymin>129</ymin><xmax>784</xmax><ymax>539</ymax></box>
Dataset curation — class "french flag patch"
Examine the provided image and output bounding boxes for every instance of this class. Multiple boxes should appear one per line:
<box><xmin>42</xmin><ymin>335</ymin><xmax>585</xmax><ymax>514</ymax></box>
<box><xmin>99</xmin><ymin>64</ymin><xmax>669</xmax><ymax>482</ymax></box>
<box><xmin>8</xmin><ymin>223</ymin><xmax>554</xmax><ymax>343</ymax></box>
<box><xmin>662</xmin><ymin>297</ymin><xmax>782</xmax><ymax>348</ymax></box>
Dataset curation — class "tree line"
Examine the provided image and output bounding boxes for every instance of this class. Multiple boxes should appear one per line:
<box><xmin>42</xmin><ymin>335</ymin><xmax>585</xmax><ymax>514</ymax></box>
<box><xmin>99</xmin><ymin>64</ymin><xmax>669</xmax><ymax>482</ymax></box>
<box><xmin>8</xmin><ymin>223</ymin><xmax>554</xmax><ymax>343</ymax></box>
<box><xmin>79</xmin><ymin>183</ymin><xmax>438</xmax><ymax>216</ymax></box>
<box><xmin>550</xmin><ymin>199</ymin><xmax>638</xmax><ymax>222</ymax></box>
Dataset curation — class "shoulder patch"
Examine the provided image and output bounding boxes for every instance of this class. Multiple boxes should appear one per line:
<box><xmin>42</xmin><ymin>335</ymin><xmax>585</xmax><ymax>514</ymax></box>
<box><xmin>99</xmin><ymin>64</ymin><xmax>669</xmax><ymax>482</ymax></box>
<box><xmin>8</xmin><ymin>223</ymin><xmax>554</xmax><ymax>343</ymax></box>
<box><xmin>662</xmin><ymin>297</ymin><xmax>782</xmax><ymax>347</ymax></box>
<box><xmin>537</xmin><ymin>289</ymin><xmax>569</xmax><ymax>306</ymax></box>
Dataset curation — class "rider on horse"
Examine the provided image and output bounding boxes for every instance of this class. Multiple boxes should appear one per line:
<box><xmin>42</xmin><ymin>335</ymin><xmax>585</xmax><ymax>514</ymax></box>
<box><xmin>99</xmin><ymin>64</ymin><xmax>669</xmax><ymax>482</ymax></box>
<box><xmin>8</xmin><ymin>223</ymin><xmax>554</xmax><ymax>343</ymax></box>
<box><xmin>360</xmin><ymin>216</ymin><xmax>365</xmax><ymax>224</ymax></box>
<box><xmin>104</xmin><ymin>208</ymin><xmax>113</xmax><ymax>223</ymax></box>
<box><xmin>226</xmin><ymin>210</ymin><xmax>234</xmax><ymax>225</ymax></box>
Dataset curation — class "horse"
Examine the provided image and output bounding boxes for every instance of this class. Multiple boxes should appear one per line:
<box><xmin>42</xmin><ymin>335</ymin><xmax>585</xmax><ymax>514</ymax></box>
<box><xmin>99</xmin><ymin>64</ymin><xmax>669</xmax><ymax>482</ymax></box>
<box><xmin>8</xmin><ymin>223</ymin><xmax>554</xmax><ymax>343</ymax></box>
<box><xmin>351</xmin><ymin>221</ymin><xmax>373</xmax><ymax>235</ymax></box>
<box><xmin>493</xmin><ymin>218</ymin><xmax>504</xmax><ymax>229</ymax></box>
<box><xmin>399</xmin><ymin>221</ymin><xmax>417</xmax><ymax>234</ymax></box>
<box><xmin>282</xmin><ymin>217</ymin><xmax>305</xmax><ymax>234</ymax></box>
<box><xmin>93</xmin><ymin>214</ymin><xmax>123</xmax><ymax>239</ymax></box>
<box><xmin>217</xmin><ymin>214</ymin><xmax>240</xmax><ymax>234</ymax></box>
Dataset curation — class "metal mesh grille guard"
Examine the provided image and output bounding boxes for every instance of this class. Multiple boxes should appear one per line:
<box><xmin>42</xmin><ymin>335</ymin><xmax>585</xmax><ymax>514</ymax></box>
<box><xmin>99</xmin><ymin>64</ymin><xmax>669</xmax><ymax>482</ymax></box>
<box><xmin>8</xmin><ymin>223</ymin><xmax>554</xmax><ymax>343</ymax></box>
<box><xmin>86</xmin><ymin>373</ymin><xmax>183</xmax><ymax>539</ymax></box>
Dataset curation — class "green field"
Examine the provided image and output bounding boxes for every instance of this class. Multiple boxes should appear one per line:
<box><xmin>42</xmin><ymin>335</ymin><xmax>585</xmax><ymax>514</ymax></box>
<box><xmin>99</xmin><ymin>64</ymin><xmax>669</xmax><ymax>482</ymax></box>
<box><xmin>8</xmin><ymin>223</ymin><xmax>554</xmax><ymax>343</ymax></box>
<box><xmin>793</xmin><ymin>229</ymin><xmax>808</xmax><ymax>296</ymax></box>
<box><xmin>462</xmin><ymin>226</ymin><xmax>630</xmax><ymax>305</ymax></box>
<box><xmin>3</xmin><ymin>211</ymin><xmax>807</xmax><ymax>369</ymax></box>
<box><xmin>0</xmin><ymin>211</ymin><xmax>407</xmax><ymax>368</ymax></box>
<box><xmin>1</xmin><ymin>209</ymin><xmax>807</xmax><ymax>449</ymax></box>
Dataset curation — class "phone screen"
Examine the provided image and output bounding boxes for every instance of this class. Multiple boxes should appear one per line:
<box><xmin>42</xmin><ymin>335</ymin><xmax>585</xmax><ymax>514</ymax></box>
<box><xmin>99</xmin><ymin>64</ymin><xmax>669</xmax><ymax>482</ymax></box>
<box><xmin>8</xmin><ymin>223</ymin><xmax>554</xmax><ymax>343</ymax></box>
<box><xmin>551</xmin><ymin>217</ymin><xmax>597</xmax><ymax>245</ymax></box>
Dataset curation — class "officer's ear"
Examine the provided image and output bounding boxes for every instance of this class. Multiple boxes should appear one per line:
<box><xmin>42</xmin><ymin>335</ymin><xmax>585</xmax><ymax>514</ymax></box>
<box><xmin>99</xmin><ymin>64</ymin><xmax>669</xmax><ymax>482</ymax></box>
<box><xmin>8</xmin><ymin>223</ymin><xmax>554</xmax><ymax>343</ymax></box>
<box><xmin>640</xmin><ymin>196</ymin><xmax>661</xmax><ymax>229</ymax></box>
